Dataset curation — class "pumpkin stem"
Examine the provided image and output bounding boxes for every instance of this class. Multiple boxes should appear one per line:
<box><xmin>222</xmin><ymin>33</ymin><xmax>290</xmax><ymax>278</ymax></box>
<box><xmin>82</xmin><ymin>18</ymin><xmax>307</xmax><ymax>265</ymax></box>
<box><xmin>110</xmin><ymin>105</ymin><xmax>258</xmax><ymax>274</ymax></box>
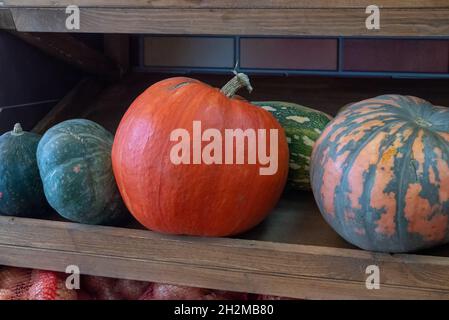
<box><xmin>12</xmin><ymin>123</ymin><xmax>24</xmax><ymax>136</ymax></box>
<box><xmin>220</xmin><ymin>73</ymin><xmax>253</xmax><ymax>98</ymax></box>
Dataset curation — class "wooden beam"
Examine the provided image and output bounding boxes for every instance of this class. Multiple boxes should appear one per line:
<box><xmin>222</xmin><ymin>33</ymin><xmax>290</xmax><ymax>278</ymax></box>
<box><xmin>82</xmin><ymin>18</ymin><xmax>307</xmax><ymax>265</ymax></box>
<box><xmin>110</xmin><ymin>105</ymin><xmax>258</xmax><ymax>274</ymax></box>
<box><xmin>3</xmin><ymin>0</ymin><xmax>449</xmax><ymax>9</ymax></box>
<box><xmin>9</xmin><ymin>7</ymin><xmax>449</xmax><ymax>36</ymax></box>
<box><xmin>0</xmin><ymin>215</ymin><xmax>449</xmax><ymax>299</ymax></box>
<box><xmin>0</xmin><ymin>8</ymin><xmax>16</xmax><ymax>30</ymax></box>
<box><xmin>11</xmin><ymin>32</ymin><xmax>120</xmax><ymax>78</ymax></box>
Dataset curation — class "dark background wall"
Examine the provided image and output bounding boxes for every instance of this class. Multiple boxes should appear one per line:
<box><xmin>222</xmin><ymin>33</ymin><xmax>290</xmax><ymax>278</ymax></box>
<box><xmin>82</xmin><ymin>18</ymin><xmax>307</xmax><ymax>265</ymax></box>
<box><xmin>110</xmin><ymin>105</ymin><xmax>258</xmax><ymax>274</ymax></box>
<box><xmin>2</xmin><ymin>32</ymin><xmax>449</xmax><ymax>135</ymax></box>
<box><xmin>0</xmin><ymin>31</ymin><xmax>84</xmax><ymax>134</ymax></box>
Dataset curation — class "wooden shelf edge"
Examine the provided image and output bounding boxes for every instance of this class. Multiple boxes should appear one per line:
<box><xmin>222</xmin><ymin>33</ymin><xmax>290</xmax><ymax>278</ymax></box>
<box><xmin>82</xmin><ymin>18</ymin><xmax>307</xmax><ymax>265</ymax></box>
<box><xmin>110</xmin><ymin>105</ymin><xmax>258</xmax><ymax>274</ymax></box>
<box><xmin>7</xmin><ymin>7</ymin><xmax>449</xmax><ymax>36</ymax></box>
<box><xmin>3</xmin><ymin>0</ymin><xmax>449</xmax><ymax>9</ymax></box>
<box><xmin>1</xmin><ymin>215</ymin><xmax>449</xmax><ymax>299</ymax></box>
<box><xmin>0</xmin><ymin>8</ymin><xmax>16</xmax><ymax>30</ymax></box>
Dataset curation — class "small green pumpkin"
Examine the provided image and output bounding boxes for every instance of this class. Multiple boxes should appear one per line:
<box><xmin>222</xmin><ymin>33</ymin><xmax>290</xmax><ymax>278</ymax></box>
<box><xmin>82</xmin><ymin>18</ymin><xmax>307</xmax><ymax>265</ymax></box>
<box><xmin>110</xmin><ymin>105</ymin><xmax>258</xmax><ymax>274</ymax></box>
<box><xmin>252</xmin><ymin>101</ymin><xmax>333</xmax><ymax>190</ymax></box>
<box><xmin>37</xmin><ymin>119</ymin><xmax>127</xmax><ymax>225</ymax></box>
<box><xmin>0</xmin><ymin>123</ymin><xmax>48</xmax><ymax>217</ymax></box>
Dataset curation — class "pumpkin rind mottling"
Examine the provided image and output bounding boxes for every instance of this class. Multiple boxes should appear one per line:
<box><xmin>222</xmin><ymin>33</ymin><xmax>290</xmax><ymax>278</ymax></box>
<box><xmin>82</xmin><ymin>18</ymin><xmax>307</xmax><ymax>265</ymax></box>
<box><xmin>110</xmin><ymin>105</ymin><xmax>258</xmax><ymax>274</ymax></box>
<box><xmin>311</xmin><ymin>95</ymin><xmax>449</xmax><ymax>253</ymax></box>
<box><xmin>253</xmin><ymin>101</ymin><xmax>332</xmax><ymax>190</ymax></box>
<box><xmin>0</xmin><ymin>126</ymin><xmax>48</xmax><ymax>217</ymax></box>
<box><xmin>37</xmin><ymin>119</ymin><xmax>127</xmax><ymax>225</ymax></box>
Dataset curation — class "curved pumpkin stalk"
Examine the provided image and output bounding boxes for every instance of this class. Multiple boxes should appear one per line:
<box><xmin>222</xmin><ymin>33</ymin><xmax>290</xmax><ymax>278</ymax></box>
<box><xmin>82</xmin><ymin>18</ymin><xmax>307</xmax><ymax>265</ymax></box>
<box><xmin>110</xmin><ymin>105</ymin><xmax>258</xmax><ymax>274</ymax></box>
<box><xmin>220</xmin><ymin>73</ymin><xmax>253</xmax><ymax>97</ymax></box>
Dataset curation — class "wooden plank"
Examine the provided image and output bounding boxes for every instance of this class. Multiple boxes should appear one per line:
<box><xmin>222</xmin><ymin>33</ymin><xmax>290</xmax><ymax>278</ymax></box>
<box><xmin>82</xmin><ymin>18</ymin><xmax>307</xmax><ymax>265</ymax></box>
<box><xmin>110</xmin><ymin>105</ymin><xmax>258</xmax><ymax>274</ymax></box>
<box><xmin>2</xmin><ymin>245</ymin><xmax>449</xmax><ymax>300</ymax></box>
<box><xmin>9</xmin><ymin>7</ymin><xmax>449</xmax><ymax>36</ymax></box>
<box><xmin>32</xmin><ymin>78</ymin><xmax>108</xmax><ymax>134</ymax></box>
<box><xmin>0</xmin><ymin>8</ymin><xmax>15</xmax><ymax>30</ymax></box>
<box><xmin>3</xmin><ymin>0</ymin><xmax>449</xmax><ymax>9</ymax></box>
<box><xmin>11</xmin><ymin>32</ymin><xmax>120</xmax><ymax>78</ymax></box>
<box><xmin>0</xmin><ymin>213</ymin><xmax>449</xmax><ymax>299</ymax></box>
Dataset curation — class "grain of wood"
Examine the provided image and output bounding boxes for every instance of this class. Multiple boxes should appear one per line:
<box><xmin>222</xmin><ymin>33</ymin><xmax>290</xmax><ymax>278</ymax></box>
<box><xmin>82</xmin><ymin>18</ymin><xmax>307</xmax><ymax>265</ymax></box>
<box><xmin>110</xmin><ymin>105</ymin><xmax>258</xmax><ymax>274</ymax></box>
<box><xmin>0</xmin><ymin>212</ymin><xmax>449</xmax><ymax>299</ymax></box>
<box><xmin>3</xmin><ymin>0</ymin><xmax>449</xmax><ymax>9</ymax></box>
<box><xmin>2</xmin><ymin>245</ymin><xmax>449</xmax><ymax>300</ymax></box>
<box><xmin>9</xmin><ymin>7</ymin><xmax>449</xmax><ymax>36</ymax></box>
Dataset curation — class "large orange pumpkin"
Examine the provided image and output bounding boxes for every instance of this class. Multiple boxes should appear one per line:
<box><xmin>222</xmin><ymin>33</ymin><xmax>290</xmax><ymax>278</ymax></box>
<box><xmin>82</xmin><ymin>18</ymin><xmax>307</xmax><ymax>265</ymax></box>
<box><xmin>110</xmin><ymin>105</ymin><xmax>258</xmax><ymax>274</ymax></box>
<box><xmin>112</xmin><ymin>74</ymin><xmax>289</xmax><ymax>236</ymax></box>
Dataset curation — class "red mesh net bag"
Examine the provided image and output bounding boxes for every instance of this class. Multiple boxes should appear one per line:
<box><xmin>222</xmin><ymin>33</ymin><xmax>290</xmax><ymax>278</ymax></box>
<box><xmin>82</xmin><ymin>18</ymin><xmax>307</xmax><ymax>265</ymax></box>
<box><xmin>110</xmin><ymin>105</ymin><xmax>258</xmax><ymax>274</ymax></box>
<box><xmin>0</xmin><ymin>267</ymin><xmax>31</xmax><ymax>300</ymax></box>
<box><xmin>254</xmin><ymin>294</ymin><xmax>293</xmax><ymax>300</ymax></box>
<box><xmin>81</xmin><ymin>276</ymin><xmax>248</xmax><ymax>300</ymax></box>
<box><xmin>0</xmin><ymin>267</ymin><xmax>77</xmax><ymax>300</ymax></box>
<box><xmin>139</xmin><ymin>283</ymin><xmax>248</xmax><ymax>300</ymax></box>
<box><xmin>0</xmin><ymin>266</ymin><xmax>287</xmax><ymax>300</ymax></box>
<box><xmin>82</xmin><ymin>275</ymin><xmax>149</xmax><ymax>300</ymax></box>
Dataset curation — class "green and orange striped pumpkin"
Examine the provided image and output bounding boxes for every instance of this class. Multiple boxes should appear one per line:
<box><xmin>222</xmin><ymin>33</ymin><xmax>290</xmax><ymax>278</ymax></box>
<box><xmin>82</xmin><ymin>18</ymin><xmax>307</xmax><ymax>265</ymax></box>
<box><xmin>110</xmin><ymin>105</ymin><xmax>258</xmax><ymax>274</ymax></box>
<box><xmin>311</xmin><ymin>95</ymin><xmax>449</xmax><ymax>253</ymax></box>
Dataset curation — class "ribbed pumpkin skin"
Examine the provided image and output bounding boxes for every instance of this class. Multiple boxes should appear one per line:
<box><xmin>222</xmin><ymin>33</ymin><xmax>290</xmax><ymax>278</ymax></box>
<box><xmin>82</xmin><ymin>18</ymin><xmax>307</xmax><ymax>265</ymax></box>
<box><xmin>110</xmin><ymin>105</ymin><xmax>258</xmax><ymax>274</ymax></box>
<box><xmin>112</xmin><ymin>77</ymin><xmax>289</xmax><ymax>237</ymax></box>
<box><xmin>253</xmin><ymin>101</ymin><xmax>332</xmax><ymax>190</ymax></box>
<box><xmin>37</xmin><ymin>119</ymin><xmax>127</xmax><ymax>225</ymax></box>
<box><xmin>0</xmin><ymin>126</ymin><xmax>47</xmax><ymax>217</ymax></box>
<box><xmin>311</xmin><ymin>95</ymin><xmax>449</xmax><ymax>252</ymax></box>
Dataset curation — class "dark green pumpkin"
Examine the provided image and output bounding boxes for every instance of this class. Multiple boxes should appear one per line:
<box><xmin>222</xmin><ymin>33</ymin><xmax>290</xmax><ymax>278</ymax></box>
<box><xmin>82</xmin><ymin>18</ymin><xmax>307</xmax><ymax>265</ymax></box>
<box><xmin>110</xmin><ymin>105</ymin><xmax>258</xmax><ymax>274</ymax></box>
<box><xmin>37</xmin><ymin>119</ymin><xmax>127</xmax><ymax>225</ymax></box>
<box><xmin>0</xmin><ymin>123</ymin><xmax>48</xmax><ymax>217</ymax></box>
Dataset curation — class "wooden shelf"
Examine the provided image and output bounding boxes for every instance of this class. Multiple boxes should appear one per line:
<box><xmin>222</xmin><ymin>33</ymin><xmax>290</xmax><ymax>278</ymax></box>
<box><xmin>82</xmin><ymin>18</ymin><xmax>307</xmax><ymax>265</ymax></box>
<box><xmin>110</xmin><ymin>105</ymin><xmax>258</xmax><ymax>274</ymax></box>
<box><xmin>2</xmin><ymin>1</ymin><xmax>449</xmax><ymax>36</ymax></box>
<box><xmin>2</xmin><ymin>193</ymin><xmax>449</xmax><ymax>300</ymax></box>
<box><xmin>2</xmin><ymin>72</ymin><xmax>449</xmax><ymax>299</ymax></box>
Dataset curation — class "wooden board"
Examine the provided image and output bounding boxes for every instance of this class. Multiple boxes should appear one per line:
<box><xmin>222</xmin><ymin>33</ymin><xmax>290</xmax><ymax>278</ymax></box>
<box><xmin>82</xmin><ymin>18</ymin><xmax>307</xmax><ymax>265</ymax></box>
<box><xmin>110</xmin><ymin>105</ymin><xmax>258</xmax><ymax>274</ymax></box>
<box><xmin>1</xmin><ymin>195</ymin><xmax>449</xmax><ymax>300</ymax></box>
<box><xmin>6</xmin><ymin>6</ymin><xmax>449</xmax><ymax>36</ymax></box>
<box><xmin>0</xmin><ymin>8</ymin><xmax>15</xmax><ymax>30</ymax></box>
<box><xmin>0</xmin><ymin>71</ymin><xmax>447</xmax><ymax>298</ymax></box>
<box><xmin>3</xmin><ymin>0</ymin><xmax>449</xmax><ymax>9</ymax></box>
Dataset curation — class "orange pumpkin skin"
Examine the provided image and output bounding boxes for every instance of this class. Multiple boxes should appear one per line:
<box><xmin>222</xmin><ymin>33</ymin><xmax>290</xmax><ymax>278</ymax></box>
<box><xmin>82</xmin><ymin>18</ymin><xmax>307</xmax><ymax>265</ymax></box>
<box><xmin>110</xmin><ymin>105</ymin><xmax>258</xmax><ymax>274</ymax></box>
<box><xmin>112</xmin><ymin>76</ymin><xmax>289</xmax><ymax>236</ymax></box>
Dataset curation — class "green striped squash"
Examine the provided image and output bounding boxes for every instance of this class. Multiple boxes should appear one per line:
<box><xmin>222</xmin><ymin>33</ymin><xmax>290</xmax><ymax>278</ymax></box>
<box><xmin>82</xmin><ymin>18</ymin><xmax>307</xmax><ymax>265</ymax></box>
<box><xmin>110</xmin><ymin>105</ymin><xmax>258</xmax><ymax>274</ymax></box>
<box><xmin>253</xmin><ymin>101</ymin><xmax>333</xmax><ymax>190</ymax></box>
<box><xmin>311</xmin><ymin>95</ymin><xmax>449</xmax><ymax>252</ymax></box>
